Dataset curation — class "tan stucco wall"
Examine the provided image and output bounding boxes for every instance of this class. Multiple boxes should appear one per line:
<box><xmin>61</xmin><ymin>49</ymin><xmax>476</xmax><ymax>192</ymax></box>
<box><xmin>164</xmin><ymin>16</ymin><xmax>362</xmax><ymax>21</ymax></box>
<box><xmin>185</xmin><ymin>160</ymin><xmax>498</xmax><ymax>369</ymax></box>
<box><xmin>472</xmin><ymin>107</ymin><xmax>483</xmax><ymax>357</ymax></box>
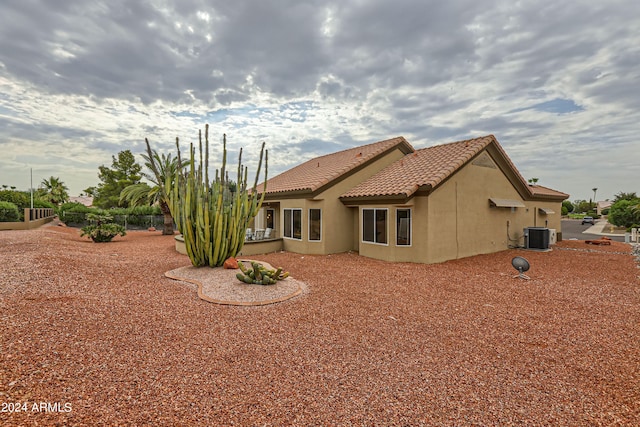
<box><xmin>424</xmin><ymin>153</ymin><xmax>562</xmax><ymax>263</ymax></box>
<box><xmin>238</xmin><ymin>239</ymin><xmax>284</xmax><ymax>256</ymax></box>
<box><xmin>526</xmin><ymin>201</ymin><xmax>563</xmax><ymax>234</ymax></box>
<box><xmin>0</xmin><ymin>209</ymin><xmax>55</xmax><ymax>230</ymax></box>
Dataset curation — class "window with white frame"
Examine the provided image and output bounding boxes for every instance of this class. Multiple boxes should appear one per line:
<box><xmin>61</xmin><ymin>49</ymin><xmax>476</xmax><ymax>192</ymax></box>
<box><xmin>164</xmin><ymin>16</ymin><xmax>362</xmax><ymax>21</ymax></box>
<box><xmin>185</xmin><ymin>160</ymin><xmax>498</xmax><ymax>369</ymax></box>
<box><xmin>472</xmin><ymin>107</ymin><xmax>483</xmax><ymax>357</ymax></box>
<box><xmin>396</xmin><ymin>209</ymin><xmax>411</xmax><ymax>246</ymax></box>
<box><xmin>309</xmin><ymin>209</ymin><xmax>321</xmax><ymax>241</ymax></box>
<box><xmin>283</xmin><ymin>208</ymin><xmax>302</xmax><ymax>240</ymax></box>
<box><xmin>362</xmin><ymin>208</ymin><xmax>388</xmax><ymax>244</ymax></box>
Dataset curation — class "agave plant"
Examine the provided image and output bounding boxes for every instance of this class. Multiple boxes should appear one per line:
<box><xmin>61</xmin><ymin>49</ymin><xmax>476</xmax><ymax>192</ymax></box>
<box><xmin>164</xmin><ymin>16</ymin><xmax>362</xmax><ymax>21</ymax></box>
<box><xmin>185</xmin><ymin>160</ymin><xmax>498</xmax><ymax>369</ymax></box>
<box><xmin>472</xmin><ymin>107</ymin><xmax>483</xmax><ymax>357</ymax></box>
<box><xmin>170</xmin><ymin>125</ymin><xmax>267</xmax><ymax>267</ymax></box>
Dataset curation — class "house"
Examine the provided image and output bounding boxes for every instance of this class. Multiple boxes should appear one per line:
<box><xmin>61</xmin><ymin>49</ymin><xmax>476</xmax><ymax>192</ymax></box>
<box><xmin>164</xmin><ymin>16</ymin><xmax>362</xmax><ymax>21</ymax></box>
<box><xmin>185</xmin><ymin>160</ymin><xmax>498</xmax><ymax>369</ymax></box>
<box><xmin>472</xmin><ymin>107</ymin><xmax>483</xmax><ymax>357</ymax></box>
<box><xmin>596</xmin><ymin>200</ymin><xmax>612</xmax><ymax>216</ymax></box>
<box><xmin>244</xmin><ymin>135</ymin><xmax>569</xmax><ymax>264</ymax></box>
<box><xmin>68</xmin><ymin>195</ymin><xmax>94</xmax><ymax>207</ymax></box>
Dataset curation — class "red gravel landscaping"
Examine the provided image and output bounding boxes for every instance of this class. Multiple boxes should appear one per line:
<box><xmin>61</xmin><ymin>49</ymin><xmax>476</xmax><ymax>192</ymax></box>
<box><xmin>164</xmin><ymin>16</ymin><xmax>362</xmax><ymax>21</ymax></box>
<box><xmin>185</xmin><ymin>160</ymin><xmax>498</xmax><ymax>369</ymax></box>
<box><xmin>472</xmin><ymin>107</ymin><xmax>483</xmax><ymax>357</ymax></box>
<box><xmin>1</xmin><ymin>224</ymin><xmax>639</xmax><ymax>426</ymax></box>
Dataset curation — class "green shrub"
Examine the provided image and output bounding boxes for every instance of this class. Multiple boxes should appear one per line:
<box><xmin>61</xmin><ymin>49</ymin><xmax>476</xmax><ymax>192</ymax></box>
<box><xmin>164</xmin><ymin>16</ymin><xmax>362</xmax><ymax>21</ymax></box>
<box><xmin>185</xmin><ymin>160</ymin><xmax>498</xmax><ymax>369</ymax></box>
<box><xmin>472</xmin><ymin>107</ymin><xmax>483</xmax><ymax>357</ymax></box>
<box><xmin>106</xmin><ymin>205</ymin><xmax>161</xmax><ymax>216</ymax></box>
<box><xmin>0</xmin><ymin>190</ymin><xmax>29</xmax><ymax>208</ymax></box>
<box><xmin>58</xmin><ymin>202</ymin><xmax>98</xmax><ymax>225</ymax></box>
<box><xmin>80</xmin><ymin>213</ymin><xmax>126</xmax><ymax>242</ymax></box>
<box><xmin>561</xmin><ymin>206</ymin><xmax>568</xmax><ymax>216</ymax></box>
<box><xmin>608</xmin><ymin>199</ymin><xmax>640</xmax><ymax>228</ymax></box>
<box><xmin>601</xmin><ymin>208</ymin><xmax>610</xmax><ymax>216</ymax></box>
<box><xmin>59</xmin><ymin>202</ymin><xmax>95</xmax><ymax>214</ymax></box>
<box><xmin>34</xmin><ymin>199</ymin><xmax>55</xmax><ymax>209</ymax></box>
<box><xmin>0</xmin><ymin>201</ymin><xmax>20</xmax><ymax>222</ymax></box>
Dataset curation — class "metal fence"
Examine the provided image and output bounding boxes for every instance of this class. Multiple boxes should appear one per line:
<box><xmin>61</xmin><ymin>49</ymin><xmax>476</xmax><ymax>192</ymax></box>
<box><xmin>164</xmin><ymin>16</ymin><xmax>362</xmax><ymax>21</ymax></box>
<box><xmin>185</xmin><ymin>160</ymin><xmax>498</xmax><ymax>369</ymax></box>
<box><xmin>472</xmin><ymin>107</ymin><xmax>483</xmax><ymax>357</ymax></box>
<box><xmin>61</xmin><ymin>211</ymin><xmax>168</xmax><ymax>230</ymax></box>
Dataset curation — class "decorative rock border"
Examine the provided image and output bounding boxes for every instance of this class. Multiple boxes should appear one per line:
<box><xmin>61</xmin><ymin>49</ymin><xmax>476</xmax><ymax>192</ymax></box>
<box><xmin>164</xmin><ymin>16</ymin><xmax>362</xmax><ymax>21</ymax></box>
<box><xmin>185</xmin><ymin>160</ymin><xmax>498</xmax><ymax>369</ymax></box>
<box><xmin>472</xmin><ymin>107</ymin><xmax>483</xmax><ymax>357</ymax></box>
<box><xmin>165</xmin><ymin>259</ymin><xmax>305</xmax><ymax>306</ymax></box>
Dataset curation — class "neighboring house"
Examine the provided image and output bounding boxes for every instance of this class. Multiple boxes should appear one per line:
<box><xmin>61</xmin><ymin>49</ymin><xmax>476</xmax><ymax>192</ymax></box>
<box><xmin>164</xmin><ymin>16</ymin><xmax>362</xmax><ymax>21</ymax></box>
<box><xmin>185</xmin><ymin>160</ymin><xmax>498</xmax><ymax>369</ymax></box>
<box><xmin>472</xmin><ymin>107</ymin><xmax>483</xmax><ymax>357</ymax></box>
<box><xmin>69</xmin><ymin>195</ymin><xmax>94</xmax><ymax>207</ymax></box>
<box><xmin>248</xmin><ymin>135</ymin><xmax>568</xmax><ymax>264</ymax></box>
<box><xmin>596</xmin><ymin>200</ymin><xmax>612</xmax><ymax>216</ymax></box>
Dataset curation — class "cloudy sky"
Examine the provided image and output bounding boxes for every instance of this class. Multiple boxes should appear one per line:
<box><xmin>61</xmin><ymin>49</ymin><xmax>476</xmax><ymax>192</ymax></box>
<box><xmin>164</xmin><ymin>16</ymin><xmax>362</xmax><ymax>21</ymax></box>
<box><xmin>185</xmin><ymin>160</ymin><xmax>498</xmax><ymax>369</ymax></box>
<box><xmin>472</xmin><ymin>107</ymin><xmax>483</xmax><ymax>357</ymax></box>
<box><xmin>1</xmin><ymin>0</ymin><xmax>638</xmax><ymax>202</ymax></box>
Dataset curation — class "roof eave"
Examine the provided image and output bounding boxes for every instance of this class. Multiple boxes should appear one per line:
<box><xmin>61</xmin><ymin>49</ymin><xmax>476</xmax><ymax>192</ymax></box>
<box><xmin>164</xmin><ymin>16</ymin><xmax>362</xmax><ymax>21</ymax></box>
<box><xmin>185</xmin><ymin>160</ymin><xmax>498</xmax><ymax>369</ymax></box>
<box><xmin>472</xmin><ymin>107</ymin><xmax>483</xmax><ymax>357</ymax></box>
<box><xmin>261</xmin><ymin>188</ymin><xmax>314</xmax><ymax>200</ymax></box>
<box><xmin>340</xmin><ymin>193</ymin><xmax>413</xmax><ymax>206</ymax></box>
<box><xmin>529</xmin><ymin>193</ymin><xmax>570</xmax><ymax>202</ymax></box>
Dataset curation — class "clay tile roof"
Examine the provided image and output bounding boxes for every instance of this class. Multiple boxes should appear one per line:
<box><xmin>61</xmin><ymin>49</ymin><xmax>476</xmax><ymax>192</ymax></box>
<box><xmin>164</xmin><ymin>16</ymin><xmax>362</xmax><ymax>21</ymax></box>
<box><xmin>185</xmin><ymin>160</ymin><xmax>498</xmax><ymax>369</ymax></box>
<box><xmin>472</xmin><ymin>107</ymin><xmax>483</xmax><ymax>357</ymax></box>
<box><xmin>528</xmin><ymin>184</ymin><xmax>569</xmax><ymax>199</ymax></box>
<box><xmin>341</xmin><ymin>135</ymin><xmax>496</xmax><ymax>199</ymax></box>
<box><xmin>260</xmin><ymin>136</ymin><xmax>413</xmax><ymax>195</ymax></box>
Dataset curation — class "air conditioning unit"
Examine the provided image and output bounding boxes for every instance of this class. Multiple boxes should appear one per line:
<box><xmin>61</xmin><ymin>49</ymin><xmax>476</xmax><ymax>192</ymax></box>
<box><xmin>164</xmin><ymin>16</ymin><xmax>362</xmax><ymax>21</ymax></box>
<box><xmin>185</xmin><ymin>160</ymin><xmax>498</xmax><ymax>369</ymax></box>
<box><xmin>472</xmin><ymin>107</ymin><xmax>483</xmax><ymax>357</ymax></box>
<box><xmin>524</xmin><ymin>227</ymin><xmax>550</xmax><ymax>250</ymax></box>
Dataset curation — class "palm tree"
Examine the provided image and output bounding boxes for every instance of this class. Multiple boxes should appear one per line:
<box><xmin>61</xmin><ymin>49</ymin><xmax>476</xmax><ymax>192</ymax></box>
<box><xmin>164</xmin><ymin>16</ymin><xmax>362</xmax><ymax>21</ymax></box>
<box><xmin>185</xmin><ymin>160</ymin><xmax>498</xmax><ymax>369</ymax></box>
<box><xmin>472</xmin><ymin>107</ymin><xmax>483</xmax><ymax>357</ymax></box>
<box><xmin>120</xmin><ymin>139</ymin><xmax>184</xmax><ymax>235</ymax></box>
<box><xmin>39</xmin><ymin>176</ymin><xmax>70</xmax><ymax>205</ymax></box>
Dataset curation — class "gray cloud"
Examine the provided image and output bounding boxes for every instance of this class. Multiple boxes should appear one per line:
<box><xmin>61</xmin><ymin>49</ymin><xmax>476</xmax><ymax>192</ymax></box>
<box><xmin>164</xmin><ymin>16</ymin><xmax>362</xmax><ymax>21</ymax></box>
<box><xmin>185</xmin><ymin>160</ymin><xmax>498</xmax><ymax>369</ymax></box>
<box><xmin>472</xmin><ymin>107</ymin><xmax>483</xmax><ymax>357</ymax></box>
<box><xmin>0</xmin><ymin>0</ymin><xmax>638</xmax><ymax>200</ymax></box>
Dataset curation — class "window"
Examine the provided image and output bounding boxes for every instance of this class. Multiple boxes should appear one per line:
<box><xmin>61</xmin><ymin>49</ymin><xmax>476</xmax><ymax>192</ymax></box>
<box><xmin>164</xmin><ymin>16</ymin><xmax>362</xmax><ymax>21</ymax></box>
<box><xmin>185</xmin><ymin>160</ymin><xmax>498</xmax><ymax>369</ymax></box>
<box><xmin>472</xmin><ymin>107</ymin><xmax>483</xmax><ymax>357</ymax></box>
<box><xmin>396</xmin><ymin>209</ymin><xmax>411</xmax><ymax>246</ymax></box>
<box><xmin>284</xmin><ymin>208</ymin><xmax>302</xmax><ymax>240</ymax></box>
<box><xmin>362</xmin><ymin>208</ymin><xmax>387</xmax><ymax>244</ymax></box>
<box><xmin>309</xmin><ymin>209</ymin><xmax>321</xmax><ymax>241</ymax></box>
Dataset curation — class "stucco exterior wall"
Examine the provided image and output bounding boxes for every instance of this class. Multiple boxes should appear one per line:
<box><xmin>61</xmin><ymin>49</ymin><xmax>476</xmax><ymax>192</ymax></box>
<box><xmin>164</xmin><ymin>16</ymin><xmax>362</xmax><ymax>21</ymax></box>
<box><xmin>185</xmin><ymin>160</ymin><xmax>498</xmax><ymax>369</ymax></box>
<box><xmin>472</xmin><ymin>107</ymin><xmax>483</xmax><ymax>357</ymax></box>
<box><xmin>525</xmin><ymin>201</ymin><xmax>563</xmax><ymax>236</ymax></box>
<box><xmin>424</xmin><ymin>151</ymin><xmax>558</xmax><ymax>263</ymax></box>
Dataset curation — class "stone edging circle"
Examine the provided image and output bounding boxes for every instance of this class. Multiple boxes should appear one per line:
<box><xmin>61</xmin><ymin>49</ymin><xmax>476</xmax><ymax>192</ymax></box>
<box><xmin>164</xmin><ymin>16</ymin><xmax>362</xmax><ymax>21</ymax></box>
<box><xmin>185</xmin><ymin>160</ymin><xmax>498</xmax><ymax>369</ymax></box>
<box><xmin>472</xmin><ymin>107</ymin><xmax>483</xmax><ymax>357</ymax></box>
<box><xmin>164</xmin><ymin>259</ymin><xmax>305</xmax><ymax>306</ymax></box>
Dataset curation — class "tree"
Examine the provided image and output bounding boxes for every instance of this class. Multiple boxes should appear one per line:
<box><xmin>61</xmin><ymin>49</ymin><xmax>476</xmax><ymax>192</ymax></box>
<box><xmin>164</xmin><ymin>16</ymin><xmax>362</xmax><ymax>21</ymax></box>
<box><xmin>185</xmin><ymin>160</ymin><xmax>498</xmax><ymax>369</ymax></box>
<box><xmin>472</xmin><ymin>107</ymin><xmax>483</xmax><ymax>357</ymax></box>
<box><xmin>38</xmin><ymin>176</ymin><xmax>70</xmax><ymax>205</ymax></box>
<box><xmin>83</xmin><ymin>186</ymin><xmax>97</xmax><ymax>197</ymax></box>
<box><xmin>613</xmin><ymin>191</ymin><xmax>638</xmax><ymax>203</ymax></box>
<box><xmin>120</xmin><ymin>139</ymin><xmax>184</xmax><ymax>235</ymax></box>
<box><xmin>562</xmin><ymin>200</ymin><xmax>574</xmax><ymax>213</ymax></box>
<box><xmin>573</xmin><ymin>199</ymin><xmax>592</xmax><ymax>213</ymax></box>
<box><xmin>93</xmin><ymin>150</ymin><xmax>142</xmax><ymax>209</ymax></box>
<box><xmin>608</xmin><ymin>198</ymin><xmax>640</xmax><ymax>229</ymax></box>
<box><xmin>528</xmin><ymin>178</ymin><xmax>539</xmax><ymax>184</ymax></box>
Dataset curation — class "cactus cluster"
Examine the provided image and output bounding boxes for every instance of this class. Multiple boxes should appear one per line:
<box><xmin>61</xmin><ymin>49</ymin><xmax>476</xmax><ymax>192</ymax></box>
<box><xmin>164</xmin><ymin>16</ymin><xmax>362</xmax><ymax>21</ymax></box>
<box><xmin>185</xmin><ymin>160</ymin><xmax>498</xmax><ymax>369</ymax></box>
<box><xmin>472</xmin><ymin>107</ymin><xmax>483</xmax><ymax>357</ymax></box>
<box><xmin>236</xmin><ymin>262</ymin><xmax>290</xmax><ymax>285</ymax></box>
<box><xmin>169</xmin><ymin>125</ymin><xmax>267</xmax><ymax>267</ymax></box>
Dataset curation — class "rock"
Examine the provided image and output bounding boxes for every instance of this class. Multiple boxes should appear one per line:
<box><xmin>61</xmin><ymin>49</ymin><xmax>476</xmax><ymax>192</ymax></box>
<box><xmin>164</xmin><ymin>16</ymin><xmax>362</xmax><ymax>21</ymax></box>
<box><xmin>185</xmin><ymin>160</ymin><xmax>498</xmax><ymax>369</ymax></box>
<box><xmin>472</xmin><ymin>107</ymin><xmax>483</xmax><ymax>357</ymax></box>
<box><xmin>148</xmin><ymin>227</ymin><xmax>156</xmax><ymax>232</ymax></box>
<box><xmin>223</xmin><ymin>257</ymin><xmax>239</xmax><ymax>269</ymax></box>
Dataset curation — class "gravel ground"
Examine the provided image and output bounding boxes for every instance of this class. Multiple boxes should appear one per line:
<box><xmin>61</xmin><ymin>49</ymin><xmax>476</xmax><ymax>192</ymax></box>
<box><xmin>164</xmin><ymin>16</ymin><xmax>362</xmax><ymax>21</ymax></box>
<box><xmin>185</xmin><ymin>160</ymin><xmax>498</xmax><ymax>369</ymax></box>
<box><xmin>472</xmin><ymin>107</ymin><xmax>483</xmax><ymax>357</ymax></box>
<box><xmin>1</xmin><ymin>224</ymin><xmax>639</xmax><ymax>426</ymax></box>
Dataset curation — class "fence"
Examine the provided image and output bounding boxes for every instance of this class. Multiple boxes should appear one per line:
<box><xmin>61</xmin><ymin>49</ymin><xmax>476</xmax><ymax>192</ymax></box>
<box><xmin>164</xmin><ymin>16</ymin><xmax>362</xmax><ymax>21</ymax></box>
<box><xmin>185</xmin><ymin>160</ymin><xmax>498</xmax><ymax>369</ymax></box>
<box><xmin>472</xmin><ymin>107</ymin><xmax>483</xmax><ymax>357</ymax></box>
<box><xmin>0</xmin><ymin>208</ymin><xmax>56</xmax><ymax>230</ymax></box>
<box><xmin>61</xmin><ymin>211</ymin><xmax>169</xmax><ymax>230</ymax></box>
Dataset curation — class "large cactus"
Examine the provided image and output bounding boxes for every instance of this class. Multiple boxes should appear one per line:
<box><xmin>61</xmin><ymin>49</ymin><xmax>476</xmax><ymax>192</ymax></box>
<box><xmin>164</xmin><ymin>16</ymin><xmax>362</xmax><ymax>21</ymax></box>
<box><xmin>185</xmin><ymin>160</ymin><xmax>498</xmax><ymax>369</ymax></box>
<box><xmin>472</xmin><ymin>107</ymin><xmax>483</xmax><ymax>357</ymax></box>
<box><xmin>170</xmin><ymin>125</ymin><xmax>267</xmax><ymax>267</ymax></box>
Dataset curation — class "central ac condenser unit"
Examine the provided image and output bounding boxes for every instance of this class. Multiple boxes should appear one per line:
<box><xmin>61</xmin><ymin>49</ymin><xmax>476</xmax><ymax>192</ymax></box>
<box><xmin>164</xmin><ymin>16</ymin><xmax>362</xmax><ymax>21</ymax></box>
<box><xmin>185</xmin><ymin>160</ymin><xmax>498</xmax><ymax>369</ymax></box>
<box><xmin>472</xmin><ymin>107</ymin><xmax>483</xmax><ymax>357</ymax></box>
<box><xmin>524</xmin><ymin>227</ymin><xmax>550</xmax><ymax>250</ymax></box>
